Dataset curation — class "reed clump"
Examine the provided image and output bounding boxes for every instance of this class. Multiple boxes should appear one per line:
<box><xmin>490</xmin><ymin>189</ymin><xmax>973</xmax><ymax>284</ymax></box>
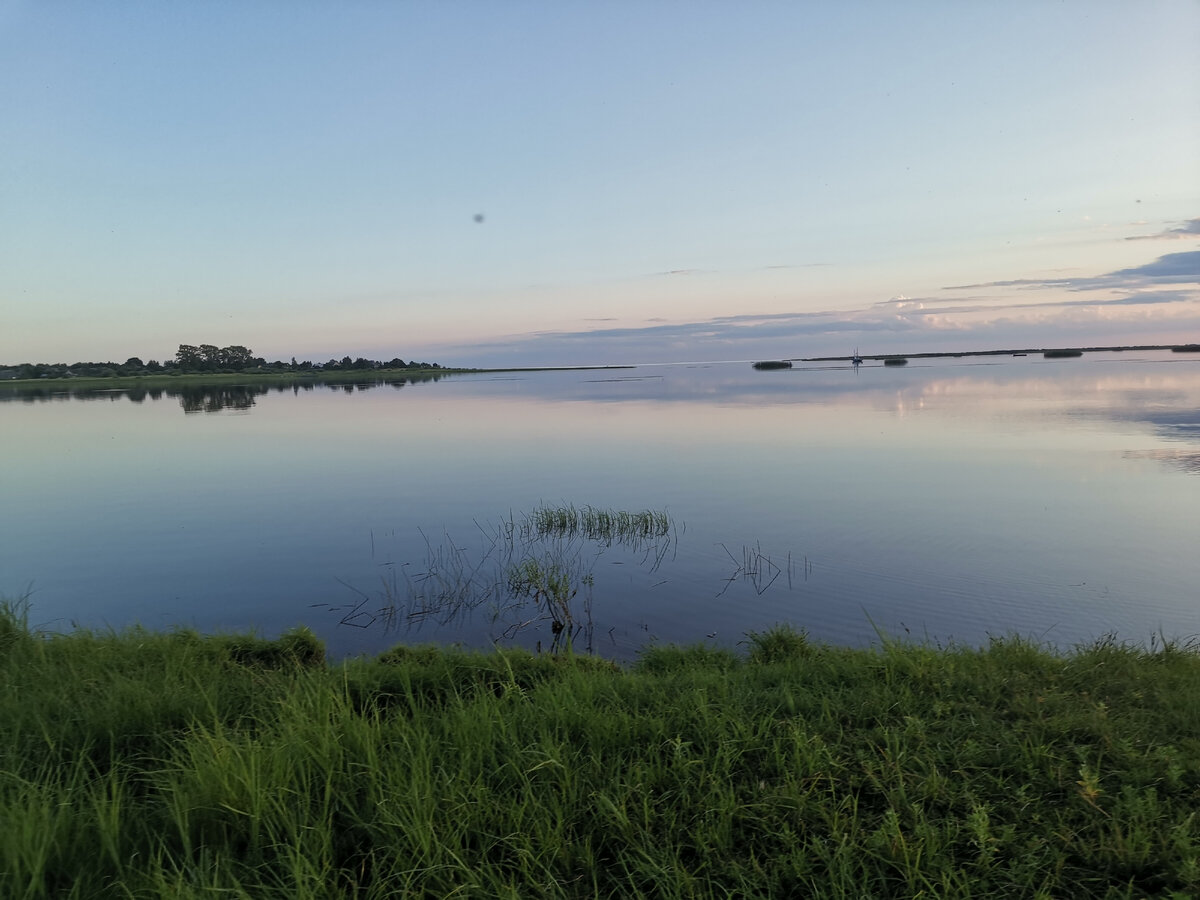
<box><xmin>345</xmin><ymin>505</ymin><xmax>679</xmax><ymax>651</ymax></box>
<box><xmin>3</xmin><ymin>597</ymin><xmax>1200</xmax><ymax>898</ymax></box>
<box><xmin>522</xmin><ymin>503</ymin><xmax>675</xmax><ymax>544</ymax></box>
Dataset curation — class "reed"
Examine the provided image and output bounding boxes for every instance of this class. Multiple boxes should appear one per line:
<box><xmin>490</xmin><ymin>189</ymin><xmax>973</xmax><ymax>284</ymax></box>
<box><xmin>339</xmin><ymin>506</ymin><xmax>678</xmax><ymax>651</ymax></box>
<box><xmin>4</xmin><ymin>598</ymin><xmax>1199</xmax><ymax>898</ymax></box>
<box><xmin>718</xmin><ymin>543</ymin><xmax>808</xmax><ymax>596</ymax></box>
<box><xmin>522</xmin><ymin>503</ymin><xmax>675</xmax><ymax>545</ymax></box>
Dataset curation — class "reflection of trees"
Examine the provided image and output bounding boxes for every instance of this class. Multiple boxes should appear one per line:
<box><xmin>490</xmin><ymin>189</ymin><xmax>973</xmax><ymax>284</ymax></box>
<box><xmin>178</xmin><ymin>385</ymin><xmax>267</xmax><ymax>414</ymax></box>
<box><xmin>0</xmin><ymin>371</ymin><xmax>453</xmax><ymax>411</ymax></box>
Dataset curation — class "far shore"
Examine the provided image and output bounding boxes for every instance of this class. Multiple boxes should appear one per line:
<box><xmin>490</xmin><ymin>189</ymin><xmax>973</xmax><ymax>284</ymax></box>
<box><xmin>797</xmin><ymin>342</ymin><xmax>1198</xmax><ymax>363</ymax></box>
<box><xmin>0</xmin><ymin>364</ymin><xmax>637</xmax><ymax>391</ymax></box>
<box><xmin>3</xmin><ymin>344</ymin><xmax>1196</xmax><ymax>391</ymax></box>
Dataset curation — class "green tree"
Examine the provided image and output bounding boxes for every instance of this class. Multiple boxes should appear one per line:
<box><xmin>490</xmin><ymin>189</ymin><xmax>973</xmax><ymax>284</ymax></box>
<box><xmin>219</xmin><ymin>345</ymin><xmax>253</xmax><ymax>369</ymax></box>
<box><xmin>175</xmin><ymin>344</ymin><xmax>202</xmax><ymax>369</ymax></box>
<box><xmin>198</xmin><ymin>345</ymin><xmax>221</xmax><ymax>370</ymax></box>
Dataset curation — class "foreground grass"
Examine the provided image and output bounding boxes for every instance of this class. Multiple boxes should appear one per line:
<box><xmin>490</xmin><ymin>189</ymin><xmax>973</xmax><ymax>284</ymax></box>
<box><xmin>2</xmin><ymin>604</ymin><xmax>1198</xmax><ymax>898</ymax></box>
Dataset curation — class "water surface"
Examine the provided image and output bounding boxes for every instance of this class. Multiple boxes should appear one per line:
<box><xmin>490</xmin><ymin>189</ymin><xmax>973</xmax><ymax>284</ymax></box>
<box><xmin>3</xmin><ymin>350</ymin><xmax>1197</xmax><ymax>659</ymax></box>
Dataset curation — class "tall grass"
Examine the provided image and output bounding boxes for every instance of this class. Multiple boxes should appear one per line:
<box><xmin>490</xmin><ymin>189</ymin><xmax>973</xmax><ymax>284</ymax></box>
<box><xmin>3</xmin><ymin>597</ymin><xmax>1200</xmax><ymax>897</ymax></box>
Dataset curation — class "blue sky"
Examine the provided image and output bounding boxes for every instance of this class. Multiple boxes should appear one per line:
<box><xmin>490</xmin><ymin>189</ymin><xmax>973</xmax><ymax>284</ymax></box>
<box><xmin>2</xmin><ymin>1</ymin><xmax>1198</xmax><ymax>367</ymax></box>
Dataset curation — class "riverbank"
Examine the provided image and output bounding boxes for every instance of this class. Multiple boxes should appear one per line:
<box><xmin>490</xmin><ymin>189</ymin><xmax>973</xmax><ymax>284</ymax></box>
<box><xmin>0</xmin><ymin>367</ymin><xmax>468</xmax><ymax>392</ymax></box>
<box><xmin>0</xmin><ymin>364</ymin><xmax>637</xmax><ymax>393</ymax></box>
<box><xmin>3</xmin><ymin>602</ymin><xmax>1197</xmax><ymax>898</ymax></box>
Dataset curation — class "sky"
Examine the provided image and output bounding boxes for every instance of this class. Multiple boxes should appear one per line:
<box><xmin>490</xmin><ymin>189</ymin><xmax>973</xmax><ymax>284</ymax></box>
<box><xmin>2</xmin><ymin>1</ymin><xmax>1198</xmax><ymax>368</ymax></box>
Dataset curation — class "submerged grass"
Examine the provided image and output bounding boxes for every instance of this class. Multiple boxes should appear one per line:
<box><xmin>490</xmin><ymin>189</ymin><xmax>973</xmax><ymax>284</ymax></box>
<box><xmin>349</xmin><ymin>506</ymin><xmax>680</xmax><ymax>652</ymax></box>
<box><xmin>3</xmin><ymin>597</ymin><xmax>1200</xmax><ymax>898</ymax></box>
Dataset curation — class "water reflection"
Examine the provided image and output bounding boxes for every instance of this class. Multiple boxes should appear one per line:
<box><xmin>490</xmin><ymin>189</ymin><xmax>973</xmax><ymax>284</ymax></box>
<box><xmin>2</xmin><ymin>351</ymin><xmax>1197</xmax><ymax>661</ymax></box>
<box><xmin>179</xmin><ymin>384</ymin><xmax>265</xmax><ymax>414</ymax></box>
<box><xmin>0</xmin><ymin>372</ymin><xmax>456</xmax><ymax>413</ymax></box>
<box><xmin>1123</xmin><ymin>449</ymin><xmax>1200</xmax><ymax>475</ymax></box>
<box><xmin>312</xmin><ymin>506</ymin><xmax>682</xmax><ymax>655</ymax></box>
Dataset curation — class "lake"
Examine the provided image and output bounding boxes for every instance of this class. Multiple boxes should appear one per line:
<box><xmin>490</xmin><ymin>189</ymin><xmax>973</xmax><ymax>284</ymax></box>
<box><xmin>3</xmin><ymin>349</ymin><xmax>1197</xmax><ymax>661</ymax></box>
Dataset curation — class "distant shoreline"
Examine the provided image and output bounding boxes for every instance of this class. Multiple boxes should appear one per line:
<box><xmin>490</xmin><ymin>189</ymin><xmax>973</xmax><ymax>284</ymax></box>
<box><xmin>796</xmin><ymin>343</ymin><xmax>1199</xmax><ymax>363</ymax></box>
<box><xmin>0</xmin><ymin>364</ymin><xmax>638</xmax><ymax>391</ymax></box>
<box><xmin>3</xmin><ymin>346</ymin><xmax>1197</xmax><ymax>389</ymax></box>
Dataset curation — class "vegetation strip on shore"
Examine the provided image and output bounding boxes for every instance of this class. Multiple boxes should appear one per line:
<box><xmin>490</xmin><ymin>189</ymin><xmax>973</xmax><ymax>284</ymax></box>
<box><xmin>799</xmin><ymin>343</ymin><xmax>1197</xmax><ymax>363</ymax></box>
<box><xmin>3</xmin><ymin>600</ymin><xmax>1198</xmax><ymax>898</ymax></box>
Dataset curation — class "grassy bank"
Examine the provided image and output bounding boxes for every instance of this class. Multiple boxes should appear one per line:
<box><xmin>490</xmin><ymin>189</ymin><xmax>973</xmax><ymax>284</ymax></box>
<box><xmin>2</xmin><ymin>603</ymin><xmax>1198</xmax><ymax>898</ymax></box>
<box><xmin>0</xmin><ymin>367</ymin><xmax>467</xmax><ymax>392</ymax></box>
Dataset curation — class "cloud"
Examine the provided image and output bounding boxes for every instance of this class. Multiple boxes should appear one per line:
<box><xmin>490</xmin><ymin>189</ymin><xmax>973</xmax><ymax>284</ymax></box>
<box><xmin>424</xmin><ymin>245</ymin><xmax>1200</xmax><ymax>367</ymax></box>
<box><xmin>943</xmin><ymin>277</ymin><xmax>1073</xmax><ymax>290</ymax></box>
<box><xmin>1084</xmin><ymin>290</ymin><xmax>1195</xmax><ymax>306</ymax></box>
<box><xmin>945</xmin><ymin>250</ymin><xmax>1200</xmax><ymax>293</ymax></box>
<box><xmin>1107</xmin><ymin>251</ymin><xmax>1200</xmax><ymax>284</ymax></box>
<box><xmin>1126</xmin><ymin>218</ymin><xmax>1200</xmax><ymax>240</ymax></box>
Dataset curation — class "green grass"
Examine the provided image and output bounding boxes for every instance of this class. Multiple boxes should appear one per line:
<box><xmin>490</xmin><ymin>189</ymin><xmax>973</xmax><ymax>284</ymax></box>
<box><xmin>0</xmin><ymin>367</ymin><xmax>464</xmax><ymax>393</ymax></box>
<box><xmin>3</xmin><ymin>599</ymin><xmax>1199</xmax><ymax>898</ymax></box>
<box><xmin>522</xmin><ymin>503</ymin><xmax>675</xmax><ymax>544</ymax></box>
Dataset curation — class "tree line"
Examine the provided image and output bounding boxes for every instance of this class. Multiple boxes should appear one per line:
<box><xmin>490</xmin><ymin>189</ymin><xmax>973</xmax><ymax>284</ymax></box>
<box><xmin>5</xmin><ymin>344</ymin><xmax>445</xmax><ymax>379</ymax></box>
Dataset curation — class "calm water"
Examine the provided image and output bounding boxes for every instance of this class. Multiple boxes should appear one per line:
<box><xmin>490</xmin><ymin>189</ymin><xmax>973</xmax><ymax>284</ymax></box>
<box><xmin>3</xmin><ymin>350</ymin><xmax>1197</xmax><ymax>660</ymax></box>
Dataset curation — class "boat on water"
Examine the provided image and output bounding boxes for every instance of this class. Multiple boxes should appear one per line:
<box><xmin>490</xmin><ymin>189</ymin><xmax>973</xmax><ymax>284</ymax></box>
<box><xmin>851</xmin><ymin>348</ymin><xmax>863</xmax><ymax>366</ymax></box>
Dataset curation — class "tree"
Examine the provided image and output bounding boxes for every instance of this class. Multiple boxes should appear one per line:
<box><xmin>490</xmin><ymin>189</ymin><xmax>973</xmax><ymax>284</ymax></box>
<box><xmin>219</xmin><ymin>345</ymin><xmax>253</xmax><ymax>369</ymax></box>
<box><xmin>123</xmin><ymin>357</ymin><xmax>144</xmax><ymax>370</ymax></box>
<box><xmin>175</xmin><ymin>344</ymin><xmax>202</xmax><ymax>369</ymax></box>
<box><xmin>198</xmin><ymin>345</ymin><xmax>221</xmax><ymax>370</ymax></box>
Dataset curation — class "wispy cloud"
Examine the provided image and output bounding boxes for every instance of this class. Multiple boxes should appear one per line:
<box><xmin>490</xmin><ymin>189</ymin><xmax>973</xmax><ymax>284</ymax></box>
<box><xmin>647</xmin><ymin>268</ymin><xmax>705</xmax><ymax>277</ymax></box>
<box><xmin>426</xmin><ymin>246</ymin><xmax>1200</xmax><ymax>366</ymax></box>
<box><xmin>1106</xmin><ymin>251</ymin><xmax>1200</xmax><ymax>284</ymax></box>
<box><xmin>945</xmin><ymin>250</ymin><xmax>1200</xmax><ymax>292</ymax></box>
<box><xmin>1125</xmin><ymin>218</ymin><xmax>1200</xmax><ymax>241</ymax></box>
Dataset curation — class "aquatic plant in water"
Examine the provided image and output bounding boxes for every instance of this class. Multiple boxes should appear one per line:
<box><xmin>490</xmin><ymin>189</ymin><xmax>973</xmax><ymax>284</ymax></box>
<box><xmin>334</xmin><ymin>505</ymin><xmax>679</xmax><ymax>652</ymax></box>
